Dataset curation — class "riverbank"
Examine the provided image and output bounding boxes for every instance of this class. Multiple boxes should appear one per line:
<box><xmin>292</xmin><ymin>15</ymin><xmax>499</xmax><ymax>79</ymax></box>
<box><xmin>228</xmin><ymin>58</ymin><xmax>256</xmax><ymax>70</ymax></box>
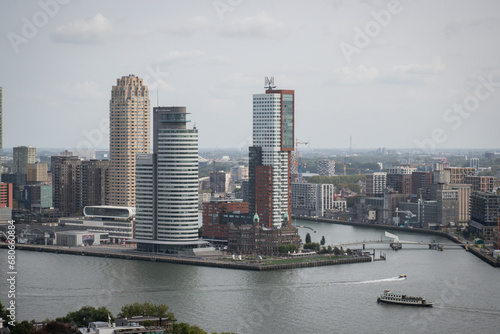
<box><xmin>297</xmin><ymin>216</ymin><xmax>500</xmax><ymax>267</ymax></box>
<box><xmin>0</xmin><ymin>243</ymin><xmax>372</xmax><ymax>271</ymax></box>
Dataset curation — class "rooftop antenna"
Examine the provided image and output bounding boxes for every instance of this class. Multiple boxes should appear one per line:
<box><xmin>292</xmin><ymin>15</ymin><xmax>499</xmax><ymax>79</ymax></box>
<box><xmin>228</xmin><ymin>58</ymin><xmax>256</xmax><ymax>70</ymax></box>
<box><xmin>156</xmin><ymin>88</ymin><xmax>159</xmax><ymax>107</ymax></box>
<box><xmin>265</xmin><ymin>76</ymin><xmax>276</xmax><ymax>90</ymax></box>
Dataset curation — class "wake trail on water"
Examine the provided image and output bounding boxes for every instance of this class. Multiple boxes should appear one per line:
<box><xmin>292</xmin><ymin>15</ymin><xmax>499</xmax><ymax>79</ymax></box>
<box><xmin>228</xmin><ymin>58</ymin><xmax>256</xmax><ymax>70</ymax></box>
<box><xmin>344</xmin><ymin>276</ymin><xmax>404</xmax><ymax>285</ymax></box>
<box><xmin>435</xmin><ymin>305</ymin><xmax>500</xmax><ymax>316</ymax></box>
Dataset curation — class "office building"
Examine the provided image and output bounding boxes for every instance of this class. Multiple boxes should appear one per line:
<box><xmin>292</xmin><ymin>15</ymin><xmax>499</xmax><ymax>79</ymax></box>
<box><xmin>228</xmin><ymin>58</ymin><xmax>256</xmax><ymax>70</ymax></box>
<box><xmin>386</xmin><ymin>166</ymin><xmax>416</xmax><ymax>175</ymax></box>
<box><xmin>387</xmin><ymin>173</ymin><xmax>412</xmax><ymax>194</ymax></box>
<box><xmin>109</xmin><ymin>75</ymin><xmax>150</xmax><ymax>207</ymax></box>
<box><xmin>411</xmin><ymin>171</ymin><xmax>433</xmax><ymax>199</ymax></box>
<box><xmin>13</xmin><ymin>146</ymin><xmax>36</xmax><ymax>174</ymax></box>
<box><xmin>450</xmin><ymin>184</ymin><xmax>471</xmax><ymax>224</ymax></box>
<box><xmin>365</xmin><ymin>172</ymin><xmax>387</xmax><ymax>197</ymax></box>
<box><xmin>202</xmin><ymin>198</ymin><xmax>250</xmax><ymax>240</ymax></box>
<box><xmin>59</xmin><ymin>206</ymin><xmax>135</xmax><ymax>243</ymax></box>
<box><xmin>435</xmin><ymin>188</ymin><xmax>459</xmax><ymax>227</ymax></box>
<box><xmin>469</xmin><ymin>158</ymin><xmax>479</xmax><ymax>172</ymax></box>
<box><xmin>210</xmin><ymin>171</ymin><xmax>231</xmax><ymax>193</ymax></box>
<box><xmin>230</xmin><ymin>165</ymin><xmax>249</xmax><ymax>182</ymax></box>
<box><xmin>1</xmin><ymin>173</ymin><xmax>27</xmax><ymax>202</ymax></box>
<box><xmin>291</xmin><ymin>182</ymin><xmax>335</xmax><ymax>217</ymax></box>
<box><xmin>22</xmin><ymin>184</ymin><xmax>52</xmax><ymax>210</ymax></box>
<box><xmin>444</xmin><ymin>167</ymin><xmax>476</xmax><ymax>184</ymax></box>
<box><xmin>135</xmin><ymin>107</ymin><xmax>203</xmax><ymax>252</ymax></box>
<box><xmin>0</xmin><ymin>183</ymin><xmax>13</xmax><ymax>208</ymax></box>
<box><xmin>317</xmin><ymin>160</ymin><xmax>335</xmax><ymax>176</ymax></box>
<box><xmin>249</xmin><ymin>85</ymin><xmax>294</xmax><ymax>229</ymax></box>
<box><xmin>398</xmin><ymin>200</ymin><xmax>438</xmax><ymax>228</ymax></box>
<box><xmin>464</xmin><ymin>175</ymin><xmax>495</xmax><ymax>193</ymax></box>
<box><xmin>81</xmin><ymin>159</ymin><xmax>110</xmax><ymax>207</ymax></box>
<box><xmin>469</xmin><ymin>191</ymin><xmax>500</xmax><ymax>240</ymax></box>
<box><xmin>27</xmin><ymin>162</ymin><xmax>48</xmax><ymax>183</ymax></box>
<box><xmin>51</xmin><ymin>155</ymin><xmax>81</xmax><ymax>215</ymax></box>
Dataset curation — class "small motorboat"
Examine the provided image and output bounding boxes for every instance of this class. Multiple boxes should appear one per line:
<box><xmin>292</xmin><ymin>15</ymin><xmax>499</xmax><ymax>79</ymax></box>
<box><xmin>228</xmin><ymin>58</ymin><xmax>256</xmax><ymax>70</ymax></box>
<box><xmin>398</xmin><ymin>274</ymin><xmax>407</xmax><ymax>279</ymax></box>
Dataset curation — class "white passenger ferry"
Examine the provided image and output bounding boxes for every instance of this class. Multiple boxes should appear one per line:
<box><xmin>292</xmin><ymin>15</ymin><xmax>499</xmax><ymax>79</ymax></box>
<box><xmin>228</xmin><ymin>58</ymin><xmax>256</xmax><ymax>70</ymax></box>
<box><xmin>377</xmin><ymin>290</ymin><xmax>433</xmax><ymax>307</ymax></box>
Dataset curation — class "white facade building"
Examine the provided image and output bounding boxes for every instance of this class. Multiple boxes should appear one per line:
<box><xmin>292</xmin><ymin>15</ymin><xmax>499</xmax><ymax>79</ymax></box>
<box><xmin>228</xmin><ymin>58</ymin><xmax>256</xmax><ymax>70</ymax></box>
<box><xmin>317</xmin><ymin>160</ymin><xmax>335</xmax><ymax>176</ymax></box>
<box><xmin>251</xmin><ymin>89</ymin><xmax>294</xmax><ymax>228</ymax></box>
<box><xmin>291</xmin><ymin>183</ymin><xmax>335</xmax><ymax>216</ymax></box>
<box><xmin>135</xmin><ymin>107</ymin><xmax>204</xmax><ymax>252</ymax></box>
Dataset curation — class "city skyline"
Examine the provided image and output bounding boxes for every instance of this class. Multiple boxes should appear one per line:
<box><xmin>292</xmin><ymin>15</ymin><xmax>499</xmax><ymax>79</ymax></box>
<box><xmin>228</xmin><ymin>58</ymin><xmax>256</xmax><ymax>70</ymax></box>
<box><xmin>1</xmin><ymin>1</ymin><xmax>500</xmax><ymax>151</ymax></box>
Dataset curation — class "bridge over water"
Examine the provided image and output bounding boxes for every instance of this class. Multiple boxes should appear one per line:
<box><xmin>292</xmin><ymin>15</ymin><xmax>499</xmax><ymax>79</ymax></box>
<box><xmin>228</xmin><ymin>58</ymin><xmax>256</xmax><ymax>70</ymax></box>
<box><xmin>331</xmin><ymin>231</ymin><xmax>467</xmax><ymax>250</ymax></box>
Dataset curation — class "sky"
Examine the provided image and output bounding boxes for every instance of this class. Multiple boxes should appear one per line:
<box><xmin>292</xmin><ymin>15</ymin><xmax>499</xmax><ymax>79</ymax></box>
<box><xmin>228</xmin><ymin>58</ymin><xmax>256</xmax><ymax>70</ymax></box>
<box><xmin>1</xmin><ymin>0</ymin><xmax>500</xmax><ymax>152</ymax></box>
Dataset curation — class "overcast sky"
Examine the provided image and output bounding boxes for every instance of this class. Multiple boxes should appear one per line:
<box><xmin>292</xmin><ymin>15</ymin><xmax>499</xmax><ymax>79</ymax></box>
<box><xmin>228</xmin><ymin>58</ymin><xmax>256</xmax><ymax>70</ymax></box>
<box><xmin>1</xmin><ymin>0</ymin><xmax>499</xmax><ymax>152</ymax></box>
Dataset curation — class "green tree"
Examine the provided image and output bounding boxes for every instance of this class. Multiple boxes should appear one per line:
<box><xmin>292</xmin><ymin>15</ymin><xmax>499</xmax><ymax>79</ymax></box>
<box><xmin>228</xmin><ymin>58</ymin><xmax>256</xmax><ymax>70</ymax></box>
<box><xmin>305</xmin><ymin>233</ymin><xmax>311</xmax><ymax>244</ymax></box>
<box><xmin>118</xmin><ymin>302</ymin><xmax>175</xmax><ymax>320</ymax></box>
<box><xmin>278</xmin><ymin>244</ymin><xmax>298</xmax><ymax>254</ymax></box>
<box><xmin>333</xmin><ymin>246</ymin><xmax>341</xmax><ymax>255</ymax></box>
<box><xmin>320</xmin><ymin>236</ymin><xmax>325</xmax><ymax>246</ymax></box>
<box><xmin>173</xmin><ymin>322</ymin><xmax>208</xmax><ymax>334</ymax></box>
<box><xmin>303</xmin><ymin>242</ymin><xmax>320</xmax><ymax>251</ymax></box>
<box><xmin>9</xmin><ymin>320</ymin><xmax>35</xmax><ymax>334</ymax></box>
<box><xmin>55</xmin><ymin>306</ymin><xmax>112</xmax><ymax>327</ymax></box>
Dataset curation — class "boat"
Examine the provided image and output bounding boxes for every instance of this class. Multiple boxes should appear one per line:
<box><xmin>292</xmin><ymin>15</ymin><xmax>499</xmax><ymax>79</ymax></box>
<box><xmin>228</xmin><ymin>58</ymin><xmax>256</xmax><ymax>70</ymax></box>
<box><xmin>377</xmin><ymin>290</ymin><xmax>433</xmax><ymax>307</ymax></box>
<box><xmin>398</xmin><ymin>274</ymin><xmax>407</xmax><ymax>279</ymax></box>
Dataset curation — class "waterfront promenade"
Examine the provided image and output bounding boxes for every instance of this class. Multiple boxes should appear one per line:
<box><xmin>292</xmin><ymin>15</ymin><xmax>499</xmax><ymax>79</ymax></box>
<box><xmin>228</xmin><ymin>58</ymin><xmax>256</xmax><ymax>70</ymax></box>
<box><xmin>0</xmin><ymin>242</ymin><xmax>371</xmax><ymax>271</ymax></box>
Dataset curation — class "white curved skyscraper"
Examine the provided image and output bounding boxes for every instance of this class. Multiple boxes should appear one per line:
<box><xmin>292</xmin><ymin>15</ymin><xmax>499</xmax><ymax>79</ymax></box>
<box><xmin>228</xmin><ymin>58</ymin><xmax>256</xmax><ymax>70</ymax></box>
<box><xmin>136</xmin><ymin>106</ymin><xmax>202</xmax><ymax>252</ymax></box>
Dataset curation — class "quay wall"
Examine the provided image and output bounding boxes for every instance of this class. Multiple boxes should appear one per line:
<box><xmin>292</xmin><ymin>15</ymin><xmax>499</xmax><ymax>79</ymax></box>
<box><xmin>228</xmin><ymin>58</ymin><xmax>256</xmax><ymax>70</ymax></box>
<box><xmin>0</xmin><ymin>243</ymin><xmax>371</xmax><ymax>271</ymax></box>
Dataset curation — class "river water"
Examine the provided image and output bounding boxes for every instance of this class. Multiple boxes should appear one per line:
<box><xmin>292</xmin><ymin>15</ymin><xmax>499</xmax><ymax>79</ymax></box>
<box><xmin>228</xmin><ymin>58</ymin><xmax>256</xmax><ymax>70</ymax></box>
<box><xmin>1</xmin><ymin>220</ymin><xmax>499</xmax><ymax>333</ymax></box>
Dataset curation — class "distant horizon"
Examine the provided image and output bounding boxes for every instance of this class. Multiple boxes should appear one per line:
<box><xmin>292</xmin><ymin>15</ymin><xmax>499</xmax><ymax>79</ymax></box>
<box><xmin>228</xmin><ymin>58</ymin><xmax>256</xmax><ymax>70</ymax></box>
<box><xmin>1</xmin><ymin>147</ymin><xmax>499</xmax><ymax>154</ymax></box>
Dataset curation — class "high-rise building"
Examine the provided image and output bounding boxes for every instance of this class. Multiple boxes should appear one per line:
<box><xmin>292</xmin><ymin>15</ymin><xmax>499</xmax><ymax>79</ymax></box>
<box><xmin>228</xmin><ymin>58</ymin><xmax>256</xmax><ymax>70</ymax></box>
<box><xmin>109</xmin><ymin>75</ymin><xmax>150</xmax><ymax>207</ymax></box>
<box><xmin>81</xmin><ymin>159</ymin><xmax>110</xmax><ymax>208</ymax></box>
<box><xmin>135</xmin><ymin>107</ymin><xmax>201</xmax><ymax>252</ymax></box>
<box><xmin>249</xmin><ymin>85</ymin><xmax>294</xmax><ymax>228</ymax></box>
<box><xmin>365</xmin><ymin>172</ymin><xmax>387</xmax><ymax>197</ymax></box>
<box><xmin>209</xmin><ymin>171</ymin><xmax>231</xmax><ymax>193</ymax></box>
<box><xmin>13</xmin><ymin>146</ymin><xmax>36</xmax><ymax>174</ymax></box>
<box><xmin>469</xmin><ymin>158</ymin><xmax>479</xmax><ymax>172</ymax></box>
<box><xmin>0</xmin><ymin>87</ymin><xmax>3</xmax><ymax>149</ymax></box>
<box><xmin>230</xmin><ymin>165</ymin><xmax>249</xmax><ymax>182</ymax></box>
<box><xmin>444</xmin><ymin>167</ymin><xmax>475</xmax><ymax>184</ymax></box>
<box><xmin>0</xmin><ymin>183</ymin><xmax>13</xmax><ymax>208</ymax></box>
<box><xmin>317</xmin><ymin>160</ymin><xmax>335</xmax><ymax>176</ymax></box>
<box><xmin>51</xmin><ymin>155</ymin><xmax>82</xmax><ymax>215</ymax></box>
<box><xmin>27</xmin><ymin>162</ymin><xmax>48</xmax><ymax>183</ymax></box>
<box><xmin>291</xmin><ymin>182</ymin><xmax>335</xmax><ymax>216</ymax></box>
<box><xmin>469</xmin><ymin>191</ymin><xmax>500</xmax><ymax>240</ymax></box>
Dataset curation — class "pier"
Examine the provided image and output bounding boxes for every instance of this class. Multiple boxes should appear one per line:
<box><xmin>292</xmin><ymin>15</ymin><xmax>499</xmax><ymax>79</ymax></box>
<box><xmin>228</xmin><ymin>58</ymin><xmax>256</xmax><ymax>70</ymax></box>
<box><xmin>0</xmin><ymin>243</ymin><xmax>372</xmax><ymax>271</ymax></box>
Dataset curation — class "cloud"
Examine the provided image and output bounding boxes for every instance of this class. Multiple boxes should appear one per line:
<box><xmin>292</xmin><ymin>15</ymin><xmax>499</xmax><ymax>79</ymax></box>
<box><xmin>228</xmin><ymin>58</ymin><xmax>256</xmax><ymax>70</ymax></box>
<box><xmin>391</xmin><ymin>56</ymin><xmax>446</xmax><ymax>75</ymax></box>
<box><xmin>60</xmin><ymin>81</ymin><xmax>106</xmax><ymax>99</ymax></box>
<box><xmin>159</xmin><ymin>50</ymin><xmax>205</xmax><ymax>65</ymax></box>
<box><xmin>164</xmin><ymin>16</ymin><xmax>209</xmax><ymax>36</ymax></box>
<box><xmin>51</xmin><ymin>13</ymin><xmax>112</xmax><ymax>44</ymax></box>
<box><xmin>445</xmin><ymin>18</ymin><xmax>500</xmax><ymax>38</ymax></box>
<box><xmin>219</xmin><ymin>12</ymin><xmax>289</xmax><ymax>39</ymax></box>
<box><xmin>380</xmin><ymin>56</ymin><xmax>446</xmax><ymax>85</ymax></box>
<box><xmin>329</xmin><ymin>65</ymin><xmax>379</xmax><ymax>85</ymax></box>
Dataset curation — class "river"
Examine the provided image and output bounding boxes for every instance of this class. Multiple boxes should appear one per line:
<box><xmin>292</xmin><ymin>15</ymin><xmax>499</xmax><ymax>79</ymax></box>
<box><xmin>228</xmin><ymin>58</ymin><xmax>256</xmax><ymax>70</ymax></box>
<box><xmin>1</xmin><ymin>220</ymin><xmax>499</xmax><ymax>333</ymax></box>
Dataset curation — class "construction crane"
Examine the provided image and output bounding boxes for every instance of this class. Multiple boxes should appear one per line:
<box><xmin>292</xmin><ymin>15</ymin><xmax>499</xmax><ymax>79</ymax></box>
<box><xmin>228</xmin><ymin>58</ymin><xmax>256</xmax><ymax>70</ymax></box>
<box><xmin>291</xmin><ymin>139</ymin><xmax>308</xmax><ymax>182</ymax></box>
